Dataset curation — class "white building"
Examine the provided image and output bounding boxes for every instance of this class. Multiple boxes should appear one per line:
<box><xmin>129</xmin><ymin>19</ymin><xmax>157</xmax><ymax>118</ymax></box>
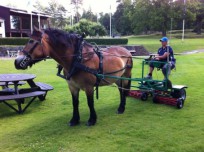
<box><xmin>0</xmin><ymin>17</ymin><xmax>5</xmax><ymax>37</ymax></box>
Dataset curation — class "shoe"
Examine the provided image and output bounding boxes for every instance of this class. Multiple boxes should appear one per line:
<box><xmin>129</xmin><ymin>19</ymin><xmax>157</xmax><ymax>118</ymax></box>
<box><xmin>145</xmin><ymin>74</ymin><xmax>152</xmax><ymax>79</ymax></box>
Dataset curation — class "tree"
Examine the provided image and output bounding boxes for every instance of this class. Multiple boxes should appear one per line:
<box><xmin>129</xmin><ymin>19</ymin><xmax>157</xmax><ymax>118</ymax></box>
<box><xmin>34</xmin><ymin>0</ymin><xmax>68</xmax><ymax>29</ymax></box>
<box><xmin>113</xmin><ymin>0</ymin><xmax>133</xmax><ymax>35</ymax></box>
<box><xmin>193</xmin><ymin>0</ymin><xmax>204</xmax><ymax>34</ymax></box>
<box><xmin>131</xmin><ymin>0</ymin><xmax>153</xmax><ymax>34</ymax></box>
<box><xmin>81</xmin><ymin>8</ymin><xmax>97</xmax><ymax>22</ymax></box>
<box><xmin>65</xmin><ymin>19</ymin><xmax>106</xmax><ymax>37</ymax></box>
<box><xmin>150</xmin><ymin>0</ymin><xmax>174</xmax><ymax>36</ymax></box>
<box><xmin>99</xmin><ymin>13</ymin><xmax>111</xmax><ymax>34</ymax></box>
<box><xmin>71</xmin><ymin>0</ymin><xmax>83</xmax><ymax>23</ymax></box>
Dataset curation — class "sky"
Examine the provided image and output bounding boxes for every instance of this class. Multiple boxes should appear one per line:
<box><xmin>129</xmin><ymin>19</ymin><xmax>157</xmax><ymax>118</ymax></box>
<box><xmin>0</xmin><ymin>0</ymin><xmax>117</xmax><ymax>14</ymax></box>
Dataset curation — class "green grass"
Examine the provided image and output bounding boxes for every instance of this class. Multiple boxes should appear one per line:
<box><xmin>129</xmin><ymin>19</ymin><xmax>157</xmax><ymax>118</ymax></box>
<box><xmin>0</xmin><ymin>53</ymin><xmax>204</xmax><ymax>152</ymax></box>
<box><xmin>128</xmin><ymin>35</ymin><xmax>204</xmax><ymax>53</ymax></box>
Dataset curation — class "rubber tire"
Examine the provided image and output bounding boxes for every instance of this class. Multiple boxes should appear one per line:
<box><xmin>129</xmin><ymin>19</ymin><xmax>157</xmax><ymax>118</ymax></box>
<box><xmin>180</xmin><ymin>88</ymin><xmax>186</xmax><ymax>101</ymax></box>
<box><xmin>177</xmin><ymin>98</ymin><xmax>184</xmax><ymax>109</ymax></box>
<box><xmin>141</xmin><ymin>92</ymin><xmax>148</xmax><ymax>101</ymax></box>
<box><xmin>172</xmin><ymin>88</ymin><xmax>186</xmax><ymax>101</ymax></box>
<box><xmin>152</xmin><ymin>95</ymin><xmax>158</xmax><ymax>103</ymax></box>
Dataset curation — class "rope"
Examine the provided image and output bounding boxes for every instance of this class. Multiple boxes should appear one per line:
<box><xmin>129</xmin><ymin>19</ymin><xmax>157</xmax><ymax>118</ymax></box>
<box><xmin>19</xmin><ymin>43</ymin><xmax>148</xmax><ymax>61</ymax></box>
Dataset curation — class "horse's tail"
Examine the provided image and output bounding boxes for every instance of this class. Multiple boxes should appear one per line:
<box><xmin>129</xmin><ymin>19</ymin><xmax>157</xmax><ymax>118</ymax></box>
<box><xmin>124</xmin><ymin>57</ymin><xmax>133</xmax><ymax>96</ymax></box>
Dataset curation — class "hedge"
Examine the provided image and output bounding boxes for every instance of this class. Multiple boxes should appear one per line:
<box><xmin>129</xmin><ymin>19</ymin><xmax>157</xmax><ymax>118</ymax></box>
<box><xmin>0</xmin><ymin>38</ymin><xmax>128</xmax><ymax>45</ymax></box>
<box><xmin>0</xmin><ymin>38</ymin><xmax>29</xmax><ymax>45</ymax></box>
<box><xmin>85</xmin><ymin>38</ymin><xmax>128</xmax><ymax>45</ymax></box>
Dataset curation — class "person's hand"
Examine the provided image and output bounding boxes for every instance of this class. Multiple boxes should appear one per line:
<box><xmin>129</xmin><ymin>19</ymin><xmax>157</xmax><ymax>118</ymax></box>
<box><xmin>154</xmin><ymin>56</ymin><xmax>160</xmax><ymax>60</ymax></box>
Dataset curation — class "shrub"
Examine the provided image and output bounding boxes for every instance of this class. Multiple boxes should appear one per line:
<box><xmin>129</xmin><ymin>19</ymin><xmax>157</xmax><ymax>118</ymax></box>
<box><xmin>0</xmin><ymin>38</ymin><xmax>29</xmax><ymax>45</ymax></box>
<box><xmin>0</xmin><ymin>38</ymin><xmax>128</xmax><ymax>45</ymax></box>
<box><xmin>85</xmin><ymin>38</ymin><xmax>128</xmax><ymax>45</ymax></box>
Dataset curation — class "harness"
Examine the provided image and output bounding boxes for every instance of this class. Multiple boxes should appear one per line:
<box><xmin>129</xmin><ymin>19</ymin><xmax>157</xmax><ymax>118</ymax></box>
<box><xmin>57</xmin><ymin>37</ymin><xmax>104</xmax><ymax>99</ymax></box>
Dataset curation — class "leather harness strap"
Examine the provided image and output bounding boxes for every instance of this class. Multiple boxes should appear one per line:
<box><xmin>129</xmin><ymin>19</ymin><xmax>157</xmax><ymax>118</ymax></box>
<box><xmin>56</xmin><ymin>38</ymin><xmax>104</xmax><ymax>99</ymax></box>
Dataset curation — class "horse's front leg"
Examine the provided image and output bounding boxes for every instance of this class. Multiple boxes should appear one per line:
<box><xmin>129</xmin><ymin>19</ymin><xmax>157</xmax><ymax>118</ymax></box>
<box><xmin>69</xmin><ymin>87</ymin><xmax>80</xmax><ymax>126</ymax></box>
<box><xmin>86</xmin><ymin>88</ymin><xmax>97</xmax><ymax>126</ymax></box>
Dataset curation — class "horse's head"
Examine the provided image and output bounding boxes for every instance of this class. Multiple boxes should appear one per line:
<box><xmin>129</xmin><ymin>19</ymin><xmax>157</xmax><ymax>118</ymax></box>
<box><xmin>15</xmin><ymin>28</ymin><xmax>46</xmax><ymax>70</ymax></box>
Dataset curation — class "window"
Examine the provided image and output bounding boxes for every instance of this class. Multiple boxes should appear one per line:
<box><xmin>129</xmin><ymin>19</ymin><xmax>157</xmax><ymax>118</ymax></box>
<box><xmin>10</xmin><ymin>15</ymin><xmax>20</xmax><ymax>29</ymax></box>
<box><xmin>22</xmin><ymin>17</ymin><xmax>30</xmax><ymax>29</ymax></box>
<box><xmin>0</xmin><ymin>22</ymin><xmax>2</xmax><ymax>27</ymax></box>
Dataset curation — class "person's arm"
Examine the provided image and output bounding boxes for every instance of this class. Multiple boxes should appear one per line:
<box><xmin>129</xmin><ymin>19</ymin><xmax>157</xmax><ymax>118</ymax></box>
<box><xmin>155</xmin><ymin>52</ymin><xmax>169</xmax><ymax>60</ymax></box>
<box><xmin>155</xmin><ymin>47</ymin><xmax>173</xmax><ymax>60</ymax></box>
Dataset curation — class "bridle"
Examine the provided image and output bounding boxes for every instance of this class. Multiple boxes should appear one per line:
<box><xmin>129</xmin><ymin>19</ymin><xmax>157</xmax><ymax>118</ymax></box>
<box><xmin>19</xmin><ymin>38</ymin><xmax>46</xmax><ymax>68</ymax></box>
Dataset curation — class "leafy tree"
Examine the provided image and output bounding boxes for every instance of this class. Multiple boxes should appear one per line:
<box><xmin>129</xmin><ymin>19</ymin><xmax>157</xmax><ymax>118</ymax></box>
<box><xmin>99</xmin><ymin>13</ymin><xmax>110</xmax><ymax>34</ymax></box>
<box><xmin>113</xmin><ymin>0</ymin><xmax>133</xmax><ymax>35</ymax></box>
<box><xmin>81</xmin><ymin>8</ymin><xmax>97</xmax><ymax>22</ymax></box>
<box><xmin>149</xmin><ymin>0</ymin><xmax>174</xmax><ymax>36</ymax></box>
<box><xmin>34</xmin><ymin>0</ymin><xmax>68</xmax><ymax>29</ymax></box>
<box><xmin>174</xmin><ymin>0</ymin><xmax>199</xmax><ymax>29</ymax></box>
<box><xmin>193</xmin><ymin>0</ymin><xmax>204</xmax><ymax>34</ymax></box>
<box><xmin>71</xmin><ymin>0</ymin><xmax>83</xmax><ymax>23</ymax></box>
<box><xmin>131</xmin><ymin>0</ymin><xmax>153</xmax><ymax>34</ymax></box>
<box><xmin>64</xmin><ymin>19</ymin><xmax>106</xmax><ymax>37</ymax></box>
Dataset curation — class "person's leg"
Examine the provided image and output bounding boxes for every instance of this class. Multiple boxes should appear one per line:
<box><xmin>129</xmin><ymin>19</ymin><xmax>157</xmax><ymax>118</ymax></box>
<box><xmin>148</xmin><ymin>67</ymin><xmax>154</xmax><ymax>76</ymax></box>
<box><xmin>145</xmin><ymin>60</ymin><xmax>155</xmax><ymax>79</ymax></box>
<box><xmin>162</xmin><ymin>63</ymin><xmax>171</xmax><ymax>79</ymax></box>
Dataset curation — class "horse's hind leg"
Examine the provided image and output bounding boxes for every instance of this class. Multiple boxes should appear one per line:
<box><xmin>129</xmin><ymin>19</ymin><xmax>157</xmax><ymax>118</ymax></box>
<box><xmin>69</xmin><ymin>87</ymin><xmax>80</xmax><ymax>126</ymax></box>
<box><xmin>117</xmin><ymin>80</ymin><xmax>126</xmax><ymax>114</ymax></box>
<box><xmin>117</xmin><ymin>78</ymin><xmax>131</xmax><ymax>114</ymax></box>
<box><xmin>85</xmin><ymin>88</ymin><xmax>97</xmax><ymax>126</ymax></box>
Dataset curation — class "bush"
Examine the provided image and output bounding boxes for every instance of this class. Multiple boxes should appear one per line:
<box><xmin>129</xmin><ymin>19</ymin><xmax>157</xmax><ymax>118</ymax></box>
<box><xmin>85</xmin><ymin>38</ymin><xmax>128</xmax><ymax>45</ymax></box>
<box><xmin>0</xmin><ymin>38</ymin><xmax>29</xmax><ymax>45</ymax></box>
<box><xmin>0</xmin><ymin>37</ymin><xmax>128</xmax><ymax>45</ymax></box>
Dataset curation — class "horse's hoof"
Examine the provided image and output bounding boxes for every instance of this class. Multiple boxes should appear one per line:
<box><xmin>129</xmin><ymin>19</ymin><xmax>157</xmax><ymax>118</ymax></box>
<box><xmin>86</xmin><ymin>120</ymin><xmax>96</xmax><ymax>126</ymax></box>
<box><xmin>117</xmin><ymin>108</ymin><xmax>125</xmax><ymax>114</ymax></box>
<box><xmin>117</xmin><ymin>110</ymin><xmax>124</xmax><ymax>114</ymax></box>
<box><xmin>69</xmin><ymin>120</ymin><xmax>80</xmax><ymax>126</ymax></box>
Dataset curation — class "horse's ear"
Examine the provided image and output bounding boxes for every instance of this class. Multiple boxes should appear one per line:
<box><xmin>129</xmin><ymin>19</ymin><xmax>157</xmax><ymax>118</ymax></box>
<box><xmin>81</xmin><ymin>32</ymin><xmax>86</xmax><ymax>38</ymax></box>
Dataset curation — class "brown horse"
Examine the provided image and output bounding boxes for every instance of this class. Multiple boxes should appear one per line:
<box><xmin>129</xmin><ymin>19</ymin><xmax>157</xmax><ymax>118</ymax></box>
<box><xmin>15</xmin><ymin>28</ymin><xmax>133</xmax><ymax>126</ymax></box>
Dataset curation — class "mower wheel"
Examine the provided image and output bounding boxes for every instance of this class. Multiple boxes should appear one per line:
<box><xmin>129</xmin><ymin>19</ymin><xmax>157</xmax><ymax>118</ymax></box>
<box><xmin>141</xmin><ymin>92</ymin><xmax>148</xmax><ymax>101</ymax></box>
<box><xmin>152</xmin><ymin>95</ymin><xmax>159</xmax><ymax>103</ymax></box>
<box><xmin>172</xmin><ymin>88</ymin><xmax>186</xmax><ymax>101</ymax></box>
<box><xmin>180</xmin><ymin>88</ymin><xmax>186</xmax><ymax>101</ymax></box>
<box><xmin>177</xmin><ymin>98</ymin><xmax>184</xmax><ymax>109</ymax></box>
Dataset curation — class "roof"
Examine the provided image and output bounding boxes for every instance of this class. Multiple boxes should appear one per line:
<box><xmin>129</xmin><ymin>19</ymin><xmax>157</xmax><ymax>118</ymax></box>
<box><xmin>0</xmin><ymin>17</ymin><xmax>5</xmax><ymax>20</ymax></box>
<box><xmin>0</xmin><ymin>5</ymin><xmax>51</xmax><ymax>18</ymax></box>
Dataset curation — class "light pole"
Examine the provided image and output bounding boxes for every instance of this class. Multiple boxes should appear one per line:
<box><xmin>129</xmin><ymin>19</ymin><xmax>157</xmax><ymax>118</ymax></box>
<box><xmin>182</xmin><ymin>0</ymin><xmax>186</xmax><ymax>41</ymax></box>
<box><xmin>170</xmin><ymin>18</ymin><xmax>173</xmax><ymax>41</ymax></box>
<box><xmin>110</xmin><ymin>5</ymin><xmax>112</xmax><ymax>38</ymax></box>
<box><xmin>27</xmin><ymin>0</ymin><xmax>33</xmax><ymax>33</ymax></box>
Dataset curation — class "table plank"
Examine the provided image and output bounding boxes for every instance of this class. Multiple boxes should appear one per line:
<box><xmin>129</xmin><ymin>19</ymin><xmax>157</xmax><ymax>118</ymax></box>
<box><xmin>0</xmin><ymin>91</ymin><xmax>45</xmax><ymax>101</ymax></box>
<box><xmin>0</xmin><ymin>81</ymin><xmax>26</xmax><ymax>86</ymax></box>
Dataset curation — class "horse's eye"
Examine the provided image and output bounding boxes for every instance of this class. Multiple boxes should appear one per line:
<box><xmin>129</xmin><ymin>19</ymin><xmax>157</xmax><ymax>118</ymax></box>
<box><xmin>29</xmin><ymin>40</ymin><xmax>34</xmax><ymax>43</ymax></box>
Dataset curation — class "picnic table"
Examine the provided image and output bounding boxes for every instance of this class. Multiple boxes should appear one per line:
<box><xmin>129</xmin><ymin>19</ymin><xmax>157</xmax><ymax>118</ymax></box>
<box><xmin>0</xmin><ymin>74</ymin><xmax>53</xmax><ymax>114</ymax></box>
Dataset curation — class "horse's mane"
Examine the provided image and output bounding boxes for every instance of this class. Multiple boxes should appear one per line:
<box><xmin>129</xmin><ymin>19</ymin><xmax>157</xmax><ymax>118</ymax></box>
<box><xmin>44</xmin><ymin>28</ymin><xmax>79</xmax><ymax>50</ymax></box>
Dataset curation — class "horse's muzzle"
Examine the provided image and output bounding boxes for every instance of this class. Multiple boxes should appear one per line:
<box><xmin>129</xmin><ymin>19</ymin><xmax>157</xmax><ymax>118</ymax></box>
<box><xmin>14</xmin><ymin>55</ymin><xmax>31</xmax><ymax>70</ymax></box>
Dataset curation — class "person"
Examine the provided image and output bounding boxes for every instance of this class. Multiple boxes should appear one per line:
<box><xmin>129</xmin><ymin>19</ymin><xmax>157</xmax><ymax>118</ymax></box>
<box><xmin>145</xmin><ymin>37</ymin><xmax>176</xmax><ymax>79</ymax></box>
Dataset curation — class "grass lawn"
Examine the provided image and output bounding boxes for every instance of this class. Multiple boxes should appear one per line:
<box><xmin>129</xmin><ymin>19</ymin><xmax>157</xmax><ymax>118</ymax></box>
<box><xmin>0</xmin><ymin>52</ymin><xmax>204</xmax><ymax>152</ymax></box>
<box><xmin>128</xmin><ymin>35</ymin><xmax>204</xmax><ymax>53</ymax></box>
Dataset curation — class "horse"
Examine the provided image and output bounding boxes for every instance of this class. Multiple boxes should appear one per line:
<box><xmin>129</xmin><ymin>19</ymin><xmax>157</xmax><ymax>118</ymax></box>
<box><xmin>14</xmin><ymin>28</ymin><xmax>133</xmax><ymax>126</ymax></box>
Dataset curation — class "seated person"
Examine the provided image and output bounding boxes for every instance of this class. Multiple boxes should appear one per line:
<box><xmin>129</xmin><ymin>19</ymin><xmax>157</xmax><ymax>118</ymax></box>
<box><xmin>146</xmin><ymin>37</ymin><xmax>176</xmax><ymax>79</ymax></box>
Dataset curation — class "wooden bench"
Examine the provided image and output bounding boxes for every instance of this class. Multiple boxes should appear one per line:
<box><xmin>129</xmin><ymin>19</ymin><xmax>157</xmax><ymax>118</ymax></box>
<box><xmin>0</xmin><ymin>81</ymin><xmax>26</xmax><ymax>87</ymax></box>
<box><xmin>0</xmin><ymin>91</ymin><xmax>45</xmax><ymax>114</ymax></box>
<box><xmin>35</xmin><ymin>82</ymin><xmax>54</xmax><ymax>101</ymax></box>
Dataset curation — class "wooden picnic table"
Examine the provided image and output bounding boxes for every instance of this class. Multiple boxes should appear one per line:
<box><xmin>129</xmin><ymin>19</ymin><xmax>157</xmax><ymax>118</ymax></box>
<box><xmin>0</xmin><ymin>74</ymin><xmax>53</xmax><ymax>114</ymax></box>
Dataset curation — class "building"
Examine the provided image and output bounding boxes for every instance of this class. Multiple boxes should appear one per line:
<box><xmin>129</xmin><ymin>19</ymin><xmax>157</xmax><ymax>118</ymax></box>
<box><xmin>0</xmin><ymin>17</ymin><xmax>5</xmax><ymax>37</ymax></box>
<box><xmin>0</xmin><ymin>5</ymin><xmax>50</xmax><ymax>37</ymax></box>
